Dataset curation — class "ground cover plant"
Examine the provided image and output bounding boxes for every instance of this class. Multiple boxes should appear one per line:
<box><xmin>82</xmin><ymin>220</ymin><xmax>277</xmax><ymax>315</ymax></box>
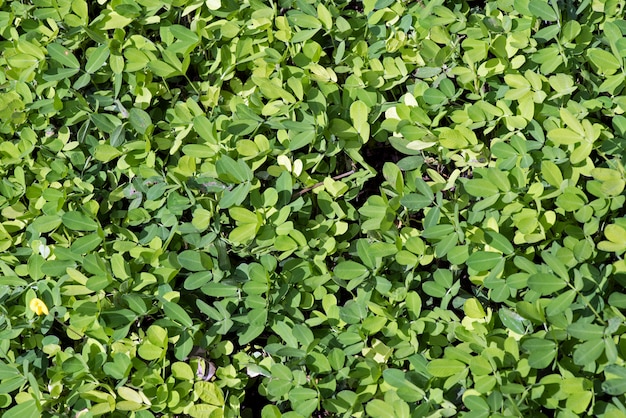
<box><xmin>2</xmin><ymin>0</ymin><xmax>626</xmax><ymax>416</ymax></box>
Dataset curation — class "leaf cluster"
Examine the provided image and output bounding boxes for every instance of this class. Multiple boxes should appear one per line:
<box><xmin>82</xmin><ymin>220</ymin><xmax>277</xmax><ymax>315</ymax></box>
<box><xmin>2</xmin><ymin>0</ymin><xmax>626</xmax><ymax>417</ymax></box>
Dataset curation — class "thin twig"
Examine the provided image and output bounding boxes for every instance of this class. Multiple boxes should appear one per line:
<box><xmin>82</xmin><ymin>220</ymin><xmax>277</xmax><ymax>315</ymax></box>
<box><xmin>295</xmin><ymin>169</ymin><xmax>356</xmax><ymax>197</ymax></box>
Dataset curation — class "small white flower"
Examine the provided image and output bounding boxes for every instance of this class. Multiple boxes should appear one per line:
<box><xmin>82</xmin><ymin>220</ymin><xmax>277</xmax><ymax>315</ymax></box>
<box><xmin>39</xmin><ymin>244</ymin><xmax>51</xmax><ymax>259</ymax></box>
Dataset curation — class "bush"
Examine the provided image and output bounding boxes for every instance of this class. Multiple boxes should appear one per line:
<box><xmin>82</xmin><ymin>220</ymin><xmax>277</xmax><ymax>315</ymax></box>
<box><xmin>2</xmin><ymin>0</ymin><xmax>626</xmax><ymax>416</ymax></box>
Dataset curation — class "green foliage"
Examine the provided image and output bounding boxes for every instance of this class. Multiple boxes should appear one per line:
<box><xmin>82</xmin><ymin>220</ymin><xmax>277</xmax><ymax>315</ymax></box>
<box><xmin>2</xmin><ymin>0</ymin><xmax>626</xmax><ymax>416</ymax></box>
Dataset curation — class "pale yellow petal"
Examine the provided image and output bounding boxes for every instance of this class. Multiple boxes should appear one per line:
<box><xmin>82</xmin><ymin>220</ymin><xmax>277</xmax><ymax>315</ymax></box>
<box><xmin>29</xmin><ymin>298</ymin><xmax>49</xmax><ymax>316</ymax></box>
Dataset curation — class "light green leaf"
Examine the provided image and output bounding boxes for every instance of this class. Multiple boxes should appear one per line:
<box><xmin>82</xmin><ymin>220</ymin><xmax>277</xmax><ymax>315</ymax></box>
<box><xmin>467</xmin><ymin>251</ymin><xmax>502</xmax><ymax>271</ymax></box>
<box><xmin>229</xmin><ymin>223</ymin><xmax>258</xmax><ymax>244</ymax></box>
<box><xmin>163</xmin><ymin>301</ymin><xmax>193</xmax><ymax>327</ymax></box>
<box><xmin>587</xmin><ymin>48</ymin><xmax>622</xmax><ymax>75</ymax></box>
<box><xmin>528</xmin><ymin>0</ymin><xmax>557</xmax><ymax>21</ymax></box>
<box><xmin>547</xmin><ymin>128</ymin><xmax>583</xmax><ymax>145</ymax></box>
<box><xmin>568</xmin><ymin>322</ymin><xmax>605</xmax><ymax>340</ymax></box>
<box><xmin>216</xmin><ymin>154</ymin><xmax>253</xmax><ymax>183</ymax></box>
<box><xmin>334</xmin><ymin>261</ymin><xmax>368</xmax><ymax>280</ymax></box>
<box><xmin>357</xmin><ymin>239</ymin><xmax>377</xmax><ymax>269</ymax></box>
<box><xmin>71</xmin><ymin>234</ymin><xmax>103</xmax><ymax>254</ymax></box>
<box><xmin>170</xmin><ymin>25</ymin><xmax>199</xmax><ymax>45</ymax></box>
<box><xmin>30</xmin><ymin>215</ymin><xmax>62</xmax><ymax>233</ymax></box>
<box><xmin>3</xmin><ymin>399</ymin><xmax>39</xmax><ymax>418</ymax></box>
<box><xmin>427</xmin><ymin>359</ymin><xmax>466</xmax><ymax>377</ymax></box>
<box><xmin>465</xmin><ymin>179</ymin><xmax>499</xmax><ymax>197</ymax></box>
<box><xmin>573</xmin><ymin>339</ymin><xmax>604</xmax><ymax>365</ymax></box>
<box><xmin>499</xmin><ymin>308</ymin><xmax>529</xmax><ymax>334</ymax></box>
<box><xmin>541</xmin><ymin>161</ymin><xmax>563</xmax><ymax>187</ymax></box>
<box><xmin>85</xmin><ymin>45</ymin><xmax>110</xmax><ymax>73</ymax></box>
<box><xmin>94</xmin><ymin>144</ymin><xmax>122</xmax><ymax>162</ymax></box>
<box><xmin>194</xmin><ymin>381</ymin><xmax>224</xmax><ymax>405</ymax></box>
<box><xmin>485</xmin><ymin>230</ymin><xmax>514</xmax><ymax>255</ymax></box>
<box><xmin>129</xmin><ymin>108</ymin><xmax>152</xmax><ymax>135</ymax></box>
<box><xmin>464</xmin><ymin>298</ymin><xmax>486</xmax><ymax>319</ymax></box>
<box><xmin>62</xmin><ymin>211</ymin><xmax>99</xmax><ymax>231</ymax></box>
<box><xmin>350</xmin><ymin>100</ymin><xmax>370</xmax><ymax>142</ymax></box>
<box><xmin>527</xmin><ymin>273</ymin><xmax>566</xmax><ymax>295</ymax></box>
<box><xmin>48</xmin><ymin>43</ymin><xmax>80</xmax><ymax>68</ymax></box>
<box><xmin>366</xmin><ymin>400</ymin><xmax>394</xmax><ymax>418</ymax></box>
<box><xmin>522</xmin><ymin>339</ymin><xmax>556</xmax><ymax>369</ymax></box>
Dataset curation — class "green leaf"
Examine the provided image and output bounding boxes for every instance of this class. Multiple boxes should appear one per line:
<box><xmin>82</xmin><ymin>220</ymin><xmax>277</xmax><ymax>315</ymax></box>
<box><xmin>201</xmin><ymin>282</ymin><xmax>238</xmax><ymax>298</ymax></box>
<box><xmin>541</xmin><ymin>252</ymin><xmax>569</xmax><ymax>282</ymax></box>
<box><xmin>94</xmin><ymin>144</ymin><xmax>122</xmax><ymax>162</ymax></box>
<box><xmin>91</xmin><ymin>113</ymin><xmax>121</xmax><ymax>133</ymax></box>
<box><xmin>464</xmin><ymin>395</ymin><xmax>489</xmax><ymax>413</ymax></box>
<box><xmin>528</xmin><ymin>0</ymin><xmax>557</xmax><ymax>21</ymax></box>
<box><xmin>206</xmin><ymin>0</ymin><xmax>221</xmax><ymax>10</ymax></box>
<box><xmin>522</xmin><ymin>339</ymin><xmax>556</xmax><ymax>369</ymax></box>
<box><xmin>465</xmin><ymin>179</ymin><xmax>499</xmax><ymax>197</ymax></box>
<box><xmin>148</xmin><ymin>60</ymin><xmax>179</xmax><ymax>78</ymax></box>
<box><xmin>405</xmin><ymin>291</ymin><xmax>422</xmax><ymax>320</ymax></box>
<box><xmin>421</xmin><ymin>224</ymin><xmax>455</xmax><ymax>239</ymax></box>
<box><xmin>229</xmin><ymin>222</ymin><xmax>258</xmax><ymax>244</ymax></box>
<box><xmin>499</xmin><ymin>308</ymin><xmax>529</xmax><ymax>334</ymax></box>
<box><xmin>3</xmin><ymin>399</ymin><xmax>39</xmax><ymax>418</ymax></box>
<box><xmin>587</xmin><ymin>48</ymin><xmax>622</xmax><ymax>75</ymax></box>
<box><xmin>62</xmin><ymin>211</ymin><xmax>99</xmax><ymax>231</ymax></box>
<box><xmin>350</xmin><ymin>100</ymin><xmax>370</xmax><ymax>142</ymax></box>
<box><xmin>368</xmin><ymin>242</ymin><xmax>397</xmax><ymax>258</ymax></box>
<box><xmin>194</xmin><ymin>381</ymin><xmax>224</xmax><ymax>405</ymax></box>
<box><xmin>527</xmin><ymin>273</ymin><xmax>566</xmax><ymax>295</ymax></box>
<box><xmin>464</xmin><ymin>298</ymin><xmax>486</xmax><ymax>318</ymax></box>
<box><xmin>334</xmin><ymin>261</ymin><xmax>368</xmax><ymax>280</ymax></box>
<box><xmin>609</xmin><ymin>293</ymin><xmax>626</xmax><ymax>308</ymax></box>
<box><xmin>427</xmin><ymin>359</ymin><xmax>466</xmax><ymax>377</ymax></box>
<box><xmin>48</xmin><ymin>43</ymin><xmax>80</xmax><ymax>68</ymax></box>
<box><xmin>357</xmin><ymin>239</ymin><xmax>377</xmax><ymax>269</ymax></box>
<box><xmin>467</xmin><ymin>251</ymin><xmax>502</xmax><ymax>271</ymax></box>
<box><xmin>170</xmin><ymin>24</ymin><xmax>199</xmax><ymax>45</ymax></box>
<box><xmin>545</xmin><ymin>289</ymin><xmax>576</xmax><ymax>316</ymax></box>
<box><xmin>401</xmin><ymin>193</ymin><xmax>433</xmax><ymax>210</ymax></box>
<box><xmin>547</xmin><ymin>128</ymin><xmax>583</xmax><ymax>145</ymax></box>
<box><xmin>85</xmin><ymin>44</ymin><xmax>110</xmax><ymax>73</ymax></box>
<box><xmin>171</xmin><ymin>362</ymin><xmax>194</xmax><ymax>380</ymax></box>
<box><xmin>289</xmin><ymin>130</ymin><xmax>315</xmax><ymax>151</ymax></box>
<box><xmin>288</xmin><ymin>13</ymin><xmax>322</xmax><ymax>29</ymax></box>
<box><xmin>71</xmin><ymin>234</ymin><xmax>103</xmax><ymax>254</ymax></box>
<box><xmin>177</xmin><ymin>250</ymin><xmax>210</xmax><ymax>272</ymax></box>
<box><xmin>568</xmin><ymin>322</ymin><xmax>605</xmax><ymax>340</ymax></box>
<box><xmin>86</xmin><ymin>275</ymin><xmax>112</xmax><ymax>291</ymax></box>
<box><xmin>366</xmin><ymin>400</ymin><xmax>394</xmax><ymax>418</ymax></box>
<box><xmin>573</xmin><ymin>338</ymin><xmax>604</xmax><ymax>365</ymax></box>
<box><xmin>216</xmin><ymin>155</ymin><xmax>253</xmax><ymax>183</ymax></box>
<box><xmin>423</xmin><ymin>88</ymin><xmax>447</xmax><ymax>105</ymax></box>
<box><xmin>220</xmin><ymin>182</ymin><xmax>251</xmax><ymax>209</ymax></box>
<box><xmin>238</xmin><ymin>322</ymin><xmax>265</xmax><ymax>346</ymax></box>
<box><xmin>184</xmin><ymin>271</ymin><xmax>213</xmax><ymax>290</ymax></box>
<box><xmin>339</xmin><ymin>300</ymin><xmax>367</xmax><ymax>324</ymax></box>
<box><xmin>604</xmin><ymin>365</ymin><xmax>626</xmax><ymax>395</ymax></box>
<box><xmin>30</xmin><ymin>215</ymin><xmax>62</xmax><ymax>233</ymax></box>
<box><xmin>261</xmin><ymin>405</ymin><xmax>282</xmax><ymax>418</ymax></box>
<box><xmin>7</xmin><ymin>54</ymin><xmax>39</xmax><ymax>68</ymax></box>
<box><xmin>556</xmin><ymin>190</ymin><xmax>586</xmax><ymax>211</ymax></box>
<box><xmin>541</xmin><ymin>161</ymin><xmax>563</xmax><ymax>187</ymax></box>
<box><xmin>484</xmin><ymin>230</ymin><xmax>514</xmax><ymax>255</ymax></box>
<box><xmin>163</xmin><ymin>301</ymin><xmax>193</xmax><ymax>328</ymax></box>
<box><xmin>129</xmin><ymin>108</ymin><xmax>152</xmax><ymax>135</ymax></box>
<box><xmin>193</xmin><ymin>115</ymin><xmax>215</xmax><ymax>142</ymax></box>
<box><xmin>28</xmin><ymin>254</ymin><xmax>44</xmax><ymax>280</ymax></box>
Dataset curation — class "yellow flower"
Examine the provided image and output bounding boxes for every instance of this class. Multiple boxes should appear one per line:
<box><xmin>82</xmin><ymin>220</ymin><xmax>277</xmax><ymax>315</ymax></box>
<box><xmin>30</xmin><ymin>298</ymin><xmax>49</xmax><ymax>316</ymax></box>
